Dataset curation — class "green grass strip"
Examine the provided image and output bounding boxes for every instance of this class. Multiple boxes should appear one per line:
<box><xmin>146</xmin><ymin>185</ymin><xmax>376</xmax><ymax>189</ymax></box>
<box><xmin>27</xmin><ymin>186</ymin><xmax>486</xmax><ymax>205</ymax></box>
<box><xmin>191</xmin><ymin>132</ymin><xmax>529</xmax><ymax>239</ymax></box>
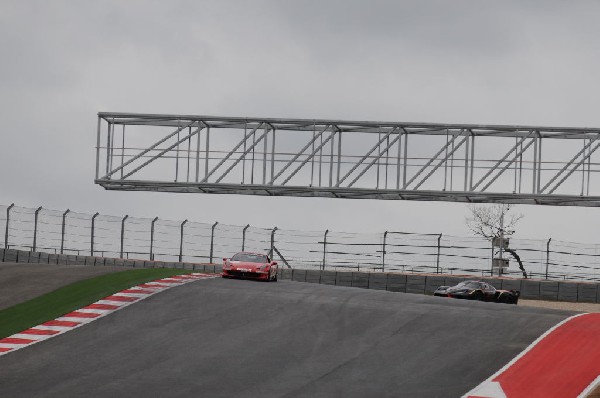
<box><xmin>0</xmin><ymin>268</ymin><xmax>195</xmax><ymax>339</ymax></box>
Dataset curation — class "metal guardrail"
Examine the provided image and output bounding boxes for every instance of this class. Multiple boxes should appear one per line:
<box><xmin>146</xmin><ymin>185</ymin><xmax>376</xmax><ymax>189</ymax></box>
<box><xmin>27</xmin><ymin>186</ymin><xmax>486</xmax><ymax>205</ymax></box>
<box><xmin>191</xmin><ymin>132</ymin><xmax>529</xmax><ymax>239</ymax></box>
<box><xmin>1</xmin><ymin>203</ymin><xmax>600</xmax><ymax>281</ymax></box>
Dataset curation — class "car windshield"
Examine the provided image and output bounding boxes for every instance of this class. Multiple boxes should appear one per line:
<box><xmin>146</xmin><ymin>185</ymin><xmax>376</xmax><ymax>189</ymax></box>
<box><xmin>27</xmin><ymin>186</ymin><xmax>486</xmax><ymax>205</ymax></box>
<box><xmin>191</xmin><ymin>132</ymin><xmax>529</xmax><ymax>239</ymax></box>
<box><xmin>456</xmin><ymin>281</ymin><xmax>482</xmax><ymax>289</ymax></box>
<box><xmin>231</xmin><ymin>253</ymin><xmax>267</xmax><ymax>263</ymax></box>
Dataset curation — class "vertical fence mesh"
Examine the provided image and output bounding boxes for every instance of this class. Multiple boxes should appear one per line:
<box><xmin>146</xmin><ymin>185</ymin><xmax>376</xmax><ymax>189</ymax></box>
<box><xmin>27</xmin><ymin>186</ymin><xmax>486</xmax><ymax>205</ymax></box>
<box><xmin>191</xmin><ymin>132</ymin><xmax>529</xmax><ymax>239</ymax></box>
<box><xmin>1</xmin><ymin>203</ymin><xmax>600</xmax><ymax>281</ymax></box>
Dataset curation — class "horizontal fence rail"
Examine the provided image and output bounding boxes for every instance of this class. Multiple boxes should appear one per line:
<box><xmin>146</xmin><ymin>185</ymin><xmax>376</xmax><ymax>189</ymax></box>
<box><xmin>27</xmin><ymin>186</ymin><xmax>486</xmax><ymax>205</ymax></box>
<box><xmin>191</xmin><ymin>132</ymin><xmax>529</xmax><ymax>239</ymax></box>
<box><xmin>1</xmin><ymin>203</ymin><xmax>600</xmax><ymax>281</ymax></box>
<box><xmin>95</xmin><ymin>112</ymin><xmax>600</xmax><ymax>206</ymax></box>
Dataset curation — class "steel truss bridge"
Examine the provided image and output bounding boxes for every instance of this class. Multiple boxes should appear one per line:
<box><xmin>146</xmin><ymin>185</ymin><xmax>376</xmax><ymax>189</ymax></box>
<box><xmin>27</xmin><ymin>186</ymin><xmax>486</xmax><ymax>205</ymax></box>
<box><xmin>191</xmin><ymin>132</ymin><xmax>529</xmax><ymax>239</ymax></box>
<box><xmin>95</xmin><ymin>112</ymin><xmax>600</xmax><ymax>206</ymax></box>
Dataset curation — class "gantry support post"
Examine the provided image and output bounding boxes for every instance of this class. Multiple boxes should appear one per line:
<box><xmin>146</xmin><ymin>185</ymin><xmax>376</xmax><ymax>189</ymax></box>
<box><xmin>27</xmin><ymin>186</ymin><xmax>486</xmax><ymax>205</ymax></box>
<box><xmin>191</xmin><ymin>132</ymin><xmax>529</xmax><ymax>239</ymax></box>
<box><xmin>4</xmin><ymin>203</ymin><xmax>14</xmax><ymax>249</ymax></box>
<box><xmin>210</xmin><ymin>222</ymin><xmax>218</xmax><ymax>263</ymax></box>
<box><xmin>150</xmin><ymin>217</ymin><xmax>158</xmax><ymax>260</ymax></box>
<box><xmin>120</xmin><ymin>215</ymin><xmax>128</xmax><ymax>258</ymax></box>
<box><xmin>60</xmin><ymin>209</ymin><xmax>70</xmax><ymax>255</ymax></box>
<box><xmin>91</xmin><ymin>212</ymin><xmax>99</xmax><ymax>256</ymax></box>
<box><xmin>179</xmin><ymin>219</ymin><xmax>188</xmax><ymax>262</ymax></box>
<box><xmin>32</xmin><ymin>206</ymin><xmax>42</xmax><ymax>252</ymax></box>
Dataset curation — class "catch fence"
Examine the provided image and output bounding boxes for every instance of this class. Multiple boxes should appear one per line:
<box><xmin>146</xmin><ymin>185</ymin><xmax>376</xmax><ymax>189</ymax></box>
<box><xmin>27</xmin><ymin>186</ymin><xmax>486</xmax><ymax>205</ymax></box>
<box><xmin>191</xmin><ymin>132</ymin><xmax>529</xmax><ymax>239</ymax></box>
<box><xmin>1</xmin><ymin>203</ymin><xmax>599</xmax><ymax>281</ymax></box>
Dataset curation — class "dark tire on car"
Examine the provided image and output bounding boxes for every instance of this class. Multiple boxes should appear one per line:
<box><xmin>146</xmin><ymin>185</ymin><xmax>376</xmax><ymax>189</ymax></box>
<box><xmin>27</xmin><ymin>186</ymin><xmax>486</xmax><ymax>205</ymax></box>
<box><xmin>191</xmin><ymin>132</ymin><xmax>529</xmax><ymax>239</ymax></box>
<box><xmin>473</xmin><ymin>291</ymin><xmax>484</xmax><ymax>301</ymax></box>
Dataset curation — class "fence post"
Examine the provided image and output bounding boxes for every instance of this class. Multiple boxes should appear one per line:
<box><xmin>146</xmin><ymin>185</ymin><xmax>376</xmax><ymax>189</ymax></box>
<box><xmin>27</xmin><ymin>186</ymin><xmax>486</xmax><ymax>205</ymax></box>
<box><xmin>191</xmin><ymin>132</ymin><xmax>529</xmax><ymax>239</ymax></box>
<box><xmin>545</xmin><ymin>238</ymin><xmax>551</xmax><ymax>280</ymax></box>
<box><xmin>120</xmin><ymin>215</ymin><xmax>128</xmax><ymax>258</ymax></box>
<box><xmin>242</xmin><ymin>224</ymin><xmax>250</xmax><ymax>251</ymax></box>
<box><xmin>150</xmin><ymin>217</ymin><xmax>158</xmax><ymax>260</ymax></box>
<box><xmin>322</xmin><ymin>229</ymin><xmax>329</xmax><ymax>271</ymax></box>
<box><xmin>4</xmin><ymin>203</ymin><xmax>14</xmax><ymax>249</ymax></box>
<box><xmin>32</xmin><ymin>206</ymin><xmax>42</xmax><ymax>252</ymax></box>
<box><xmin>382</xmin><ymin>231</ymin><xmax>388</xmax><ymax>272</ymax></box>
<box><xmin>270</xmin><ymin>227</ymin><xmax>278</xmax><ymax>258</ymax></box>
<box><xmin>210</xmin><ymin>222</ymin><xmax>218</xmax><ymax>263</ymax></box>
<box><xmin>90</xmin><ymin>212</ymin><xmax>99</xmax><ymax>256</ymax></box>
<box><xmin>436</xmin><ymin>233</ymin><xmax>442</xmax><ymax>274</ymax></box>
<box><xmin>179</xmin><ymin>219</ymin><xmax>188</xmax><ymax>262</ymax></box>
<box><xmin>60</xmin><ymin>209</ymin><xmax>70</xmax><ymax>254</ymax></box>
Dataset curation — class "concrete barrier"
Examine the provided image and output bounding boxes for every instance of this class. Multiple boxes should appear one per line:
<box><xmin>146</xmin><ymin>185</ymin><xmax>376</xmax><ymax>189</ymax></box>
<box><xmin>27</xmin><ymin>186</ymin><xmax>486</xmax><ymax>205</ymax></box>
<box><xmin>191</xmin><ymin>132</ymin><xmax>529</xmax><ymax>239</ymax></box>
<box><xmin>28</xmin><ymin>251</ymin><xmax>41</xmax><ymax>264</ymax></box>
<box><xmin>39</xmin><ymin>251</ymin><xmax>49</xmax><ymax>264</ymax></box>
<box><xmin>577</xmin><ymin>283</ymin><xmax>598</xmax><ymax>303</ymax></box>
<box><xmin>386</xmin><ymin>274</ymin><xmax>407</xmax><ymax>292</ymax></box>
<box><xmin>521</xmin><ymin>280</ymin><xmax>541</xmax><ymax>299</ymax></box>
<box><xmin>406</xmin><ymin>275</ymin><xmax>426</xmax><ymax>294</ymax></box>
<box><xmin>17</xmin><ymin>250</ymin><xmax>30</xmax><ymax>263</ymax></box>
<box><xmin>425</xmin><ymin>276</ymin><xmax>446</xmax><ymax>295</ymax></box>
<box><xmin>352</xmin><ymin>272</ymin><xmax>369</xmax><ymax>289</ymax></box>
<box><xmin>539</xmin><ymin>281</ymin><xmax>559</xmax><ymax>301</ymax></box>
<box><xmin>280</xmin><ymin>269</ymin><xmax>293</xmax><ymax>280</ymax></box>
<box><xmin>76</xmin><ymin>256</ymin><xmax>87</xmax><ymax>265</ymax></box>
<box><xmin>444</xmin><ymin>276</ymin><xmax>466</xmax><ymax>287</ymax></box>
<box><xmin>292</xmin><ymin>269</ymin><xmax>307</xmax><ymax>282</ymax></box>
<box><xmin>335</xmin><ymin>272</ymin><xmax>353</xmax><ymax>287</ymax></box>
<box><xmin>368</xmin><ymin>273</ymin><xmax>387</xmax><ymax>290</ymax></box>
<box><xmin>558</xmin><ymin>282</ymin><xmax>579</xmax><ymax>302</ymax></box>
<box><xmin>501</xmin><ymin>279</ymin><xmax>522</xmax><ymax>292</ymax></box>
<box><xmin>305</xmin><ymin>270</ymin><xmax>322</xmax><ymax>283</ymax></box>
<box><xmin>320</xmin><ymin>271</ymin><xmax>337</xmax><ymax>285</ymax></box>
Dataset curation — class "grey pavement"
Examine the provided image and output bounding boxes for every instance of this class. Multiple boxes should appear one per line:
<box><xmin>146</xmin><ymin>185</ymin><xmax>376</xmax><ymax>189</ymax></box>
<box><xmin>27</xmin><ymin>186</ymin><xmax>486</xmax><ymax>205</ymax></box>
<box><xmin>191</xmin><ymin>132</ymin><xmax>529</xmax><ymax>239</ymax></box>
<box><xmin>0</xmin><ymin>278</ymin><xmax>575</xmax><ymax>397</ymax></box>
<box><xmin>0</xmin><ymin>263</ymin><xmax>129</xmax><ymax>310</ymax></box>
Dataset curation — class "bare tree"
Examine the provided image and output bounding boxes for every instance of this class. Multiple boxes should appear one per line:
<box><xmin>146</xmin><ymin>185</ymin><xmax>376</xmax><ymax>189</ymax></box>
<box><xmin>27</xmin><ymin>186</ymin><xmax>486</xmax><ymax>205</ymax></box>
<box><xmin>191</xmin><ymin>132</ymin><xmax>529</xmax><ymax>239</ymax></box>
<box><xmin>465</xmin><ymin>204</ymin><xmax>523</xmax><ymax>240</ymax></box>
<box><xmin>466</xmin><ymin>204</ymin><xmax>528</xmax><ymax>278</ymax></box>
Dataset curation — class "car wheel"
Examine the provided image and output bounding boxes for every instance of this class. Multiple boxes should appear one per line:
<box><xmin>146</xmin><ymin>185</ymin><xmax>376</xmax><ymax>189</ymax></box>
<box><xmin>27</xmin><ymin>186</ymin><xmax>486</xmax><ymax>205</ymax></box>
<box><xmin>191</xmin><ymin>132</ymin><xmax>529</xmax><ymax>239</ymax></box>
<box><xmin>273</xmin><ymin>273</ymin><xmax>278</xmax><ymax>282</ymax></box>
<box><xmin>473</xmin><ymin>291</ymin><xmax>484</xmax><ymax>301</ymax></box>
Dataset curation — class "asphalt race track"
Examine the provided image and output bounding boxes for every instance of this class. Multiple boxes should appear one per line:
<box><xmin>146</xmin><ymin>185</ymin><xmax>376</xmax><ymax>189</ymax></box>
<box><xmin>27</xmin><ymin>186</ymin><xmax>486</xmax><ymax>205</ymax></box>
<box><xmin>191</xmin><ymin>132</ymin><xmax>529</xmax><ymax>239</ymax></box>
<box><xmin>0</xmin><ymin>278</ymin><xmax>575</xmax><ymax>397</ymax></box>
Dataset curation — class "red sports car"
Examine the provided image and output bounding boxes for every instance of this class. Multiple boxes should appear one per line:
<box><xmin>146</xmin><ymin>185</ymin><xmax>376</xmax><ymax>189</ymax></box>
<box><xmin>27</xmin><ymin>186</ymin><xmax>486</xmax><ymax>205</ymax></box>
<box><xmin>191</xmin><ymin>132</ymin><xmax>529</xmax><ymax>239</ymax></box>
<box><xmin>222</xmin><ymin>252</ymin><xmax>278</xmax><ymax>282</ymax></box>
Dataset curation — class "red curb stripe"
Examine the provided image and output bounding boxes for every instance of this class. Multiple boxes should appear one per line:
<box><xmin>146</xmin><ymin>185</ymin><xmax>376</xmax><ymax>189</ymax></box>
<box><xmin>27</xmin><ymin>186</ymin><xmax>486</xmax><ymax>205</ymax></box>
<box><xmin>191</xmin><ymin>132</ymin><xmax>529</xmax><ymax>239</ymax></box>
<box><xmin>155</xmin><ymin>279</ymin><xmax>184</xmax><ymax>284</ymax></box>
<box><xmin>137</xmin><ymin>283</ymin><xmax>169</xmax><ymax>289</ymax></box>
<box><xmin>0</xmin><ymin>347</ymin><xmax>13</xmax><ymax>353</ymax></box>
<box><xmin>120</xmin><ymin>289</ymin><xmax>155</xmax><ymax>294</ymax></box>
<box><xmin>84</xmin><ymin>304</ymin><xmax>120</xmax><ymax>310</ymax></box>
<box><xmin>0</xmin><ymin>337</ymin><xmax>35</xmax><ymax>345</ymax></box>
<box><xmin>466</xmin><ymin>313</ymin><xmax>600</xmax><ymax>397</ymax></box>
<box><xmin>19</xmin><ymin>328</ymin><xmax>60</xmax><ymax>336</ymax></box>
<box><xmin>496</xmin><ymin>313</ymin><xmax>600</xmax><ymax>397</ymax></box>
<box><xmin>43</xmin><ymin>320</ymin><xmax>80</xmax><ymax>327</ymax></box>
<box><xmin>63</xmin><ymin>311</ymin><xmax>101</xmax><ymax>319</ymax></box>
<box><xmin>104</xmin><ymin>295</ymin><xmax>139</xmax><ymax>302</ymax></box>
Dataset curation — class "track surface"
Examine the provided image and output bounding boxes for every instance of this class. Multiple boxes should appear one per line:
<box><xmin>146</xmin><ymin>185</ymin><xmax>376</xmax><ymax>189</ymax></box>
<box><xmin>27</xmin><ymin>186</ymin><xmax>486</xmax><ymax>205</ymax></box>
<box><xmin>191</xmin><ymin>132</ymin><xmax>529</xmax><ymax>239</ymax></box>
<box><xmin>0</xmin><ymin>263</ymin><xmax>129</xmax><ymax>310</ymax></box>
<box><xmin>0</xmin><ymin>279</ymin><xmax>574</xmax><ymax>397</ymax></box>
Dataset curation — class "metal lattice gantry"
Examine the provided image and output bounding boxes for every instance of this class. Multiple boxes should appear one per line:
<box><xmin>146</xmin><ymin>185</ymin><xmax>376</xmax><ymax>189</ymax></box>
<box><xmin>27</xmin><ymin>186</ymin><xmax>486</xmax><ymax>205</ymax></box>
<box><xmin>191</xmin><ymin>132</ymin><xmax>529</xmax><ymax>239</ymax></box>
<box><xmin>95</xmin><ymin>112</ymin><xmax>600</xmax><ymax>206</ymax></box>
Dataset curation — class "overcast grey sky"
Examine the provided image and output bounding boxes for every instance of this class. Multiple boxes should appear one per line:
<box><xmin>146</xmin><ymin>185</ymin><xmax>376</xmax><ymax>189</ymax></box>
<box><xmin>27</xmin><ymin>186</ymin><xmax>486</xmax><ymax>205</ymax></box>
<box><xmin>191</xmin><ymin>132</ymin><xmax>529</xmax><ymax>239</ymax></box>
<box><xmin>2</xmin><ymin>0</ymin><xmax>600</xmax><ymax>242</ymax></box>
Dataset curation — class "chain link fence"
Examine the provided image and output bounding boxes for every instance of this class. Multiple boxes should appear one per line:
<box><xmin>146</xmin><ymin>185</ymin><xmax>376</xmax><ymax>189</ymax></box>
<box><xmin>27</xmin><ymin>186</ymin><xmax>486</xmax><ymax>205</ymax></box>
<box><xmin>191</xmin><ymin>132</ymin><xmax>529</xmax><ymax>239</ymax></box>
<box><xmin>1</xmin><ymin>203</ymin><xmax>599</xmax><ymax>281</ymax></box>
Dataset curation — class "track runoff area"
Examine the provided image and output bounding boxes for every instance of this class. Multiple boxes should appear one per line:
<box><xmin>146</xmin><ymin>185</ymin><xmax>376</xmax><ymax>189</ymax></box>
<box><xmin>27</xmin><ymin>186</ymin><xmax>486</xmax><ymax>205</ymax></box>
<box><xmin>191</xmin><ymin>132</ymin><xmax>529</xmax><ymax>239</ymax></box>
<box><xmin>1</xmin><ymin>278</ymin><xmax>599</xmax><ymax>397</ymax></box>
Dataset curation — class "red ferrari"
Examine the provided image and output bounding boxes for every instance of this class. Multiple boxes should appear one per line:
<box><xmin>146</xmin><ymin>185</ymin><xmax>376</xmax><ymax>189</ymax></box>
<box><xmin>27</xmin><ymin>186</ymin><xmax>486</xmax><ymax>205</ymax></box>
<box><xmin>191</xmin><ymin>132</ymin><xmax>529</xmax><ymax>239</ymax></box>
<box><xmin>222</xmin><ymin>252</ymin><xmax>278</xmax><ymax>282</ymax></box>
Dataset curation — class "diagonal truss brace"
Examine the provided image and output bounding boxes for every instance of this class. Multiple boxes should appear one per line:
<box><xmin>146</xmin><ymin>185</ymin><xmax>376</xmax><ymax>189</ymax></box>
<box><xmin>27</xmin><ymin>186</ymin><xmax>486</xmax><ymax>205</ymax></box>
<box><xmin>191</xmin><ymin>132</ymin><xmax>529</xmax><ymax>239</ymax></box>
<box><xmin>102</xmin><ymin>121</ymin><xmax>197</xmax><ymax>180</ymax></box>
<box><xmin>542</xmin><ymin>137</ymin><xmax>600</xmax><ymax>194</ymax></box>
<box><xmin>268</xmin><ymin>125</ymin><xmax>330</xmax><ymax>185</ymax></box>
<box><xmin>404</xmin><ymin>130</ymin><xmax>465</xmax><ymax>189</ymax></box>
<box><xmin>337</xmin><ymin>128</ymin><xmax>398</xmax><ymax>187</ymax></box>
<box><xmin>479</xmin><ymin>134</ymin><xmax>537</xmax><ymax>192</ymax></box>
<box><xmin>122</xmin><ymin>126</ymin><xmax>203</xmax><ymax>180</ymax></box>
<box><xmin>282</xmin><ymin>127</ymin><xmax>336</xmax><ymax>185</ymax></box>
<box><xmin>471</xmin><ymin>131</ymin><xmax>535</xmax><ymax>191</ymax></box>
<box><xmin>212</xmin><ymin>124</ymin><xmax>269</xmax><ymax>184</ymax></box>
<box><xmin>413</xmin><ymin>133</ymin><xmax>469</xmax><ymax>190</ymax></box>
<box><xmin>348</xmin><ymin>129</ymin><xmax>401</xmax><ymax>188</ymax></box>
<box><xmin>200</xmin><ymin>123</ymin><xmax>263</xmax><ymax>183</ymax></box>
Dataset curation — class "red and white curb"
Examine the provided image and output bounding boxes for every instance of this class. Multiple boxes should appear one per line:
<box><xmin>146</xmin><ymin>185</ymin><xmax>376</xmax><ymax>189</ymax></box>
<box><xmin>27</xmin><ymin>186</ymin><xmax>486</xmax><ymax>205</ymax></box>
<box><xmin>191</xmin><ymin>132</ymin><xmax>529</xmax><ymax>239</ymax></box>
<box><xmin>0</xmin><ymin>273</ymin><xmax>217</xmax><ymax>357</ymax></box>
<box><xmin>464</xmin><ymin>312</ymin><xmax>600</xmax><ymax>398</ymax></box>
